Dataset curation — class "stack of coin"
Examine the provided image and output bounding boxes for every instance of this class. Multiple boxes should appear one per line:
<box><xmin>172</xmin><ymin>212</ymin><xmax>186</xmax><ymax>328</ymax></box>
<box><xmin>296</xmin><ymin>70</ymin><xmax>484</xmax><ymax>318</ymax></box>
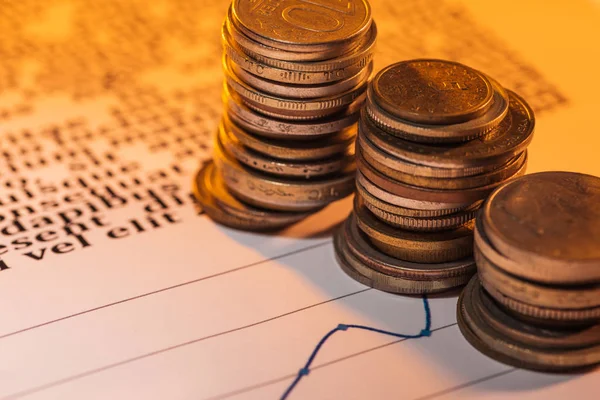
<box><xmin>459</xmin><ymin>172</ymin><xmax>600</xmax><ymax>371</ymax></box>
<box><xmin>335</xmin><ymin>59</ymin><xmax>535</xmax><ymax>294</ymax></box>
<box><xmin>193</xmin><ymin>0</ymin><xmax>376</xmax><ymax>231</ymax></box>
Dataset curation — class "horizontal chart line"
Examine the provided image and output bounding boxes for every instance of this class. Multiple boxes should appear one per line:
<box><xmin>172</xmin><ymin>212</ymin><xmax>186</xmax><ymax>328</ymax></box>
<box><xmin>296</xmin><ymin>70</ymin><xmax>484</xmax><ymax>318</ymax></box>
<box><xmin>2</xmin><ymin>286</ymin><xmax>369</xmax><ymax>400</ymax></box>
<box><xmin>413</xmin><ymin>367</ymin><xmax>518</xmax><ymax>400</ymax></box>
<box><xmin>0</xmin><ymin>240</ymin><xmax>331</xmax><ymax>340</ymax></box>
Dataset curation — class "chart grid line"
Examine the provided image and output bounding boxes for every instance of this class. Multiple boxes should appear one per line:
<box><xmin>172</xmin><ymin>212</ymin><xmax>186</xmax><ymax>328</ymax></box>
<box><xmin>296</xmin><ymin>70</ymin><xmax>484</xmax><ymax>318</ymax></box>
<box><xmin>1</xmin><ymin>286</ymin><xmax>370</xmax><ymax>400</ymax></box>
<box><xmin>412</xmin><ymin>368</ymin><xmax>518</xmax><ymax>400</ymax></box>
<box><xmin>207</xmin><ymin>322</ymin><xmax>460</xmax><ymax>400</ymax></box>
<box><xmin>0</xmin><ymin>240</ymin><xmax>332</xmax><ymax>340</ymax></box>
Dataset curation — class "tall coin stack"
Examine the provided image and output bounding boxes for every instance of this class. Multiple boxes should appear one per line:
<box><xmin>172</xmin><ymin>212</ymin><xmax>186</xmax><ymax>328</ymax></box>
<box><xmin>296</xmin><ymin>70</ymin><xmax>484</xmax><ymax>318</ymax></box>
<box><xmin>194</xmin><ymin>0</ymin><xmax>376</xmax><ymax>231</ymax></box>
<box><xmin>335</xmin><ymin>59</ymin><xmax>535</xmax><ymax>294</ymax></box>
<box><xmin>459</xmin><ymin>172</ymin><xmax>600</xmax><ymax>371</ymax></box>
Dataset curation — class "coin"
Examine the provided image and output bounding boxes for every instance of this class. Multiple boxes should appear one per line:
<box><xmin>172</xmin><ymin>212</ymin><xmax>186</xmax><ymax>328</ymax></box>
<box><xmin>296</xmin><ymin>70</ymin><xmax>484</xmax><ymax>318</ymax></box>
<box><xmin>222</xmin><ymin>26</ymin><xmax>373</xmax><ymax>85</ymax></box>
<box><xmin>336</xmin><ymin>233</ymin><xmax>473</xmax><ymax>295</ymax></box>
<box><xmin>357</xmin><ymin>116</ymin><xmax>501</xmax><ymax>178</ymax></box>
<box><xmin>225</xmin><ymin>61</ymin><xmax>368</xmax><ymax>120</ymax></box>
<box><xmin>225</xmin><ymin>7</ymin><xmax>369</xmax><ymax>63</ymax></box>
<box><xmin>483</xmin><ymin>172</ymin><xmax>600</xmax><ymax>285</ymax></box>
<box><xmin>476</xmin><ymin>284</ymin><xmax>600</xmax><ymax>350</ymax></box>
<box><xmin>218</xmin><ymin>120</ymin><xmax>352</xmax><ymax>179</ymax></box>
<box><xmin>335</xmin><ymin>216</ymin><xmax>474</xmax><ymax>294</ymax></box>
<box><xmin>458</xmin><ymin>276</ymin><xmax>600</xmax><ymax>371</ymax></box>
<box><xmin>366</xmin><ymin>78</ymin><xmax>509</xmax><ymax>143</ymax></box>
<box><xmin>480</xmin><ymin>277</ymin><xmax>600</xmax><ymax>323</ymax></box>
<box><xmin>214</xmin><ymin>136</ymin><xmax>355</xmax><ymax>212</ymax></box>
<box><xmin>361</xmin><ymin>91</ymin><xmax>535</xmax><ymax>169</ymax></box>
<box><xmin>193</xmin><ymin>162</ymin><xmax>310</xmax><ymax>231</ymax></box>
<box><xmin>362</xmin><ymin>193</ymin><xmax>481</xmax><ymax>232</ymax></box>
<box><xmin>355</xmin><ymin>197</ymin><xmax>474</xmax><ymax>263</ymax></box>
<box><xmin>474</xmin><ymin>214</ymin><xmax>548</xmax><ymax>283</ymax></box>
<box><xmin>372</xmin><ymin>60</ymin><xmax>494</xmax><ymax>125</ymax></box>
<box><xmin>356</xmin><ymin>170</ymin><xmax>471</xmax><ymax>211</ymax></box>
<box><xmin>475</xmin><ymin>245</ymin><xmax>600</xmax><ymax>310</ymax></box>
<box><xmin>231</xmin><ymin>0</ymin><xmax>372</xmax><ymax>53</ymax></box>
<box><xmin>224</xmin><ymin>86</ymin><xmax>360</xmax><ymax>139</ymax></box>
<box><xmin>228</xmin><ymin>55</ymin><xmax>373</xmax><ymax>99</ymax></box>
<box><xmin>223</xmin><ymin>114</ymin><xmax>355</xmax><ymax>161</ymax></box>
<box><xmin>344</xmin><ymin>213</ymin><xmax>475</xmax><ymax>280</ymax></box>
<box><xmin>226</xmin><ymin>14</ymin><xmax>377</xmax><ymax>73</ymax></box>
<box><xmin>356</xmin><ymin>178</ymin><xmax>469</xmax><ymax>218</ymax></box>
<box><xmin>357</xmin><ymin>148</ymin><xmax>526</xmax><ymax>205</ymax></box>
<box><xmin>359</xmin><ymin>127</ymin><xmax>527</xmax><ymax>189</ymax></box>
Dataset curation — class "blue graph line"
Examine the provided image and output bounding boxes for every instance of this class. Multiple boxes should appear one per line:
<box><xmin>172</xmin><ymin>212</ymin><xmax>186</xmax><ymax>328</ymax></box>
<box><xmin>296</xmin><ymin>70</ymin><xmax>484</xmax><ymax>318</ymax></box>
<box><xmin>280</xmin><ymin>296</ymin><xmax>432</xmax><ymax>399</ymax></box>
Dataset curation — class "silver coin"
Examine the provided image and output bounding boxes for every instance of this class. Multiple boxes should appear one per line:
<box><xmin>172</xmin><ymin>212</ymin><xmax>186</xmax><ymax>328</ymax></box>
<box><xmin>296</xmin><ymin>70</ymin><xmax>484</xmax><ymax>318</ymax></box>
<box><xmin>224</xmin><ymin>85</ymin><xmax>361</xmax><ymax>139</ymax></box>
<box><xmin>221</xmin><ymin>21</ymin><xmax>375</xmax><ymax>84</ymax></box>
<box><xmin>225</xmin><ymin>59</ymin><xmax>368</xmax><ymax>120</ymax></box>
<box><xmin>366</xmin><ymin>78</ymin><xmax>509</xmax><ymax>143</ymax></box>
<box><xmin>225</xmin><ymin>7</ymin><xmax>368</xmax><ymax>62</ymax></box>
<box><xmin>218</xmin><ymin>120</ymin><xmax>353</xmax><ymax>179</ymax></box>
<box><xmin>228</xmin><ymin>55</ymin><xmax>373</xmax><ymax>99</ymax></box>
<box><xmin>361</xmin><ymin>91</ymin><xmax>535</xmax><ymax>169</ymax></box>
<box><xmin>231</xmin><ymin>0</ymin><xmax>373</xmax><ymax>53</ymax></box>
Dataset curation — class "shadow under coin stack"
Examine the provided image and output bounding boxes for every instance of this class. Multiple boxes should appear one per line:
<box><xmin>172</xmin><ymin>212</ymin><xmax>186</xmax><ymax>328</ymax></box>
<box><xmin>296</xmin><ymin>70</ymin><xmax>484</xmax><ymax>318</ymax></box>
<box><xmin>193</xmin><ymin>0</ymin><xmax>376</xmax><ymax>231</ymax></box>
<box><xmin>335</xmin><ymin>59</ymin><xmax>535</xmax><ymax>294</ymax></box>
<box><xmin>459</xmin><ymin>172</ymin><xmax>600</xmax><ymax>371</ymax></box>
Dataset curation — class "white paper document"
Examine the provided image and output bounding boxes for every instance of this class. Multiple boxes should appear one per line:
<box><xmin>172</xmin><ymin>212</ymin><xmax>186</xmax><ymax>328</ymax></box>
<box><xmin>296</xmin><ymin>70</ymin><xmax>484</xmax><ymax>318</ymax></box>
<box><xmin>0</xmin><ymin>0</ymin><xmax>598</xmax><ymax>399</ymax></box>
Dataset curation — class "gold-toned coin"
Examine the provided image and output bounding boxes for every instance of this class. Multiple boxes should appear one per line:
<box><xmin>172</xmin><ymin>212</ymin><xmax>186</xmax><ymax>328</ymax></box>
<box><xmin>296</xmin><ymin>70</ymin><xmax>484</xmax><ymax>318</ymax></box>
<box><xmin>483</xmin><ymin>172</ymin><xmax>600</xmax><ymax>285</ymax></box>
<box><xmin>477</xmin><ymin>215</ymin><xmax>599</xmax><ymax>325</ymax></box>
<box><xmin>358</xmin><ymin>114</ymin><xmax>503</xmax><ymax>178</ymax></box>
<box><xmin>357</xmin><ymin>170</ymin><xmax>471</xmax><ymax>211</ymax></box>
<box><xmin>335</xmin><ymin>216</ymin><xmax>474</xmax><ymax>294</ymax></box>
<box><xmin>193</xmin><ymin>162</ymin><xmax>310</xmax><ymax>231</ymax></box>
<box><xmin>356</xmin><ymin>178</ymin><xmax>467</xmax><ymax>218</ymax></box>
<box><xmin>361</xmin><ymin>91</ymin><xmax>535</xmax><ymax>169</ymax></box>
<box><xmin>361</xmin><ymin>192</ymin><xmax>480</xmax><ymax>232</ymax></box>
<box><xmin>359</xmin><ymin>127</ymin><xmax>527</xmax><ymax>189</ymax></box>
<box><xmin>372</xmin><ymin>60</ymin><xmax>494</xmax><ymax>125</ymax></box>
<box><xmin>225</xmin><ymin>7</ymin><xmax>369</xmax><ymax>63</ymax></box>
<box><xmin>355</xmin><ymin>198</ymin><xmax>474</xmax><ymax>263</ymax></box>
<box><xmin>366</xmin><ymin>77</ymin><xmax>509</xmax><ymax>143</ymax></box>
<box><xmin>228</xmin><ymin>55</ymin><xmax>373</xmax><ymax>99</ymax></box>
<box><xmin>357</xmin><ymin>149</ymin><xmax>525</xmax><ymax>205</ymax></box>
<box><xmin>226</xmin><ymin>12</ymin><xmax>377</xmax><ymax>71</ymax></box>
<box><xmin>218</xmin><ymin>120</ymin><xmax>352</xmax><ymax>179</ymax></box>
<box><xmin>458</xmin><ymin>276</ymin><xmax>600</xmax><ymax>371</ymax></box>
<box><xmin>231</xmin><ymin>0</ymin><xmax>372</xmax><ymax>53</ymax></box>
<box><xmin>221</xmin><ymin>20</ymin><xmax>377</xmax><ymax>85</ymax></box>
<box><xmin>214</xmin><ymin>136</ymin><xmax>355</xmax><ymax>212</ymax></box>
<box><xmin>344</xmin><ymin>213</ymin><xmax>476</xmax><ymax>281</ymax></box>
<box><xmin>223</xmin><ymin>113</ymin><xmax>355</xmax><ymax>161</ymax></box>
<box><xmin>474</xmin><ymin>214</ymin><xmax>534</xmax><ymax>279</ymax></box>
<box><xmin>476</xmin><ymin>283</ymin><xmax>600</xmax><ymax>350</ymax></box>
<box><xmin>480</xmin><ymin>277</ymin><xmax>600</xmax><ymax>324</ymax></box>
<box><xmin>224</xmin><ymin>86</ymin><xmax>360</xmax><ymax>140</ymax></box>
<box><xmin>475</xmin><ymin>245</ymin><xmax>600</xmax><ymax>310</ymax></box>
<box><xmin>225</xmin><ymin>60</ymin><xmax>368</xmax><ymax>120</ymax></box>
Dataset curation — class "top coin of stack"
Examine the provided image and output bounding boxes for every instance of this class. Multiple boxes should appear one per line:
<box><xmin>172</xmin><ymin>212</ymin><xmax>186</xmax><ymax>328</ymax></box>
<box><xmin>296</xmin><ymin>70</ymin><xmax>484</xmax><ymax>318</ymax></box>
<box><xmin>335</xmin><ymin>59</ymin><xmax>535</xmax><ymax>295</ymax></box>
<box><xmin>194</xmin><ymin>0</ymin><xmax>376</xmax><ymax>231</ymax></box>
<box><xmin>458</xmin><ymin>172</ymin><xmax>600</xmax><ymax>372</ymax></box>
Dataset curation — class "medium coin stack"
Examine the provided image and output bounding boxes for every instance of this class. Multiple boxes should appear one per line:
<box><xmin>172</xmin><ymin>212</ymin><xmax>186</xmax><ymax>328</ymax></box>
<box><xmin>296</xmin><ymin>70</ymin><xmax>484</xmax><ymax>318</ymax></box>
<box><xmin>335</xmin><ymin>59</ymin><xmax>535</xmax><ymax>294</ymax></box>
<box><xmin>193</xmin><ymin>0</ymin><xmax>376</xmax><ymax>231</ymax></box>
<box><xmin>459</xmin><ymin>172</ymin><xmax>600</xmax><ymax>371</ymax></box>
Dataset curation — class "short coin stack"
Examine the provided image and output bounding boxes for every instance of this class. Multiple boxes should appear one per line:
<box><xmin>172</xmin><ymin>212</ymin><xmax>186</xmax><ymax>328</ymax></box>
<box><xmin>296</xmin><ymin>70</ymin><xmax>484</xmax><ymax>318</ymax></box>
<box><xmin>194</xmin><ymin>0</ymin><xmax>376</xmax><ymax>231</ymax></box>
<box><xmin>335</xmin><ymin>59</ymin><xmax>535</xmax><ymax>294</ymax></box>
<box><xmin>459</xmin><ymin>172</ymin><xmax>600</xmax><ymax>371</ymax></box>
